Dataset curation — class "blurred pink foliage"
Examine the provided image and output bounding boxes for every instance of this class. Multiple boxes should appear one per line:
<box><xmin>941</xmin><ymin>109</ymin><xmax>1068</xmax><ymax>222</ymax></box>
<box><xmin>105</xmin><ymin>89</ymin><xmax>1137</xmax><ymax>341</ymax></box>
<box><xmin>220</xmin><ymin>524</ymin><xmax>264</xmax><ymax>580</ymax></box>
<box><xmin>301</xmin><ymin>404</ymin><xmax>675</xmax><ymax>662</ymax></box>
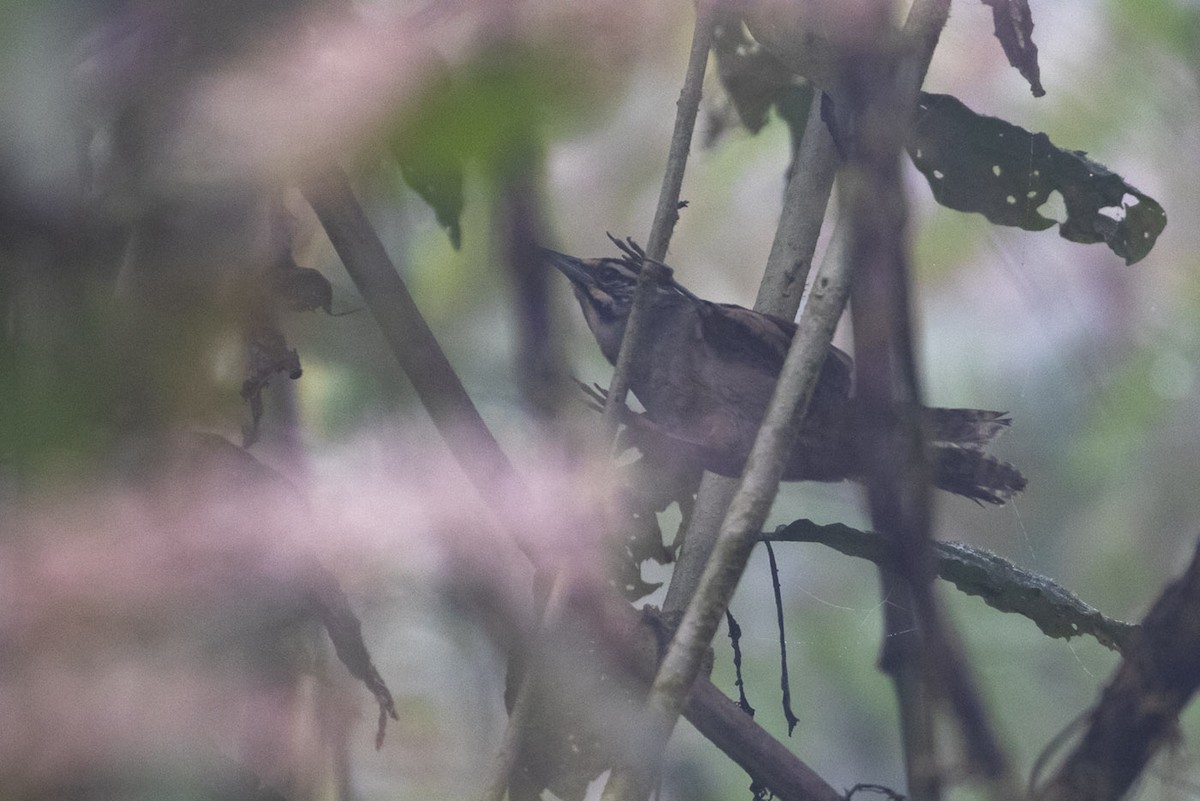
<box><xmin>0</xmin><ymin>427</ymin><xmax>618</xmax><ymax>795</ymax></box>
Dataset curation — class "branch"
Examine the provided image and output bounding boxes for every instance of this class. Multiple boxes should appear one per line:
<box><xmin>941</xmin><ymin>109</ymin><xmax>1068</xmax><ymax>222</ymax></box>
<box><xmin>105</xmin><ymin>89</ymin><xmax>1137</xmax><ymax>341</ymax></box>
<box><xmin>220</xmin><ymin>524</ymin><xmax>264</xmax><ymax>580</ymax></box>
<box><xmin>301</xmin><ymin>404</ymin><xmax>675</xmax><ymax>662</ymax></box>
<box><xmin>603</xmin><ymin>210</ymin><xmax>855</xmax><ymax>801</ymax></box>
<box><xmin>302</xmin><ymin>169</ymin><xmax>529</xmax><ymax>554</ymax></box>
<box><xmin>684</xmin><ymin>680</ymin><xmax>842</xmax><ymax>801</ymax></box>
<box><xmin>768</xmin><ymin>520</ymin><xmax>1136</xmax><ymax>653</ymax></box>
<box><xmin>1035</xmin><ymin>537</ymin><xmax>1200</xmax><ymax>801</ymax></box>
<box><xmin>838</xmin><ymin>0</ymin><xmax>1013</xmax><ymax>795</ymax></box>
<box><xmin>602</xmin><ymin>6</ymin><xmax>714</xmax><ymax>432</ymax></box>
<box><xmin>902</xmin><ymin>0</ymin><xmax>953</xmax><ymax>82</ymax></box>
<box><xmin>753</xmin><ymin>90</ymin><xmax>839</xmax><ymax>317</ymax></box>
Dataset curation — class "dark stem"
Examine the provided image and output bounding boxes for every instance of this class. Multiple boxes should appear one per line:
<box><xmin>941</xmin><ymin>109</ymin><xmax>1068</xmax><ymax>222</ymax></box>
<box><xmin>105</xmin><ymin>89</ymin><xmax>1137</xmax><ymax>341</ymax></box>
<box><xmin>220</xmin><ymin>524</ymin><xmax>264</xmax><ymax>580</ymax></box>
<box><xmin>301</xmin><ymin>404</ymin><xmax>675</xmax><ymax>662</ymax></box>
<box><xmin>839</xmin><ymin>27</ymin><xmax>1013</xmax><ymax>800</ymax></box>
<box><xmin>498</xmin><ymin>161</ymin><xmax>562</xmax><ymax>421</ymax></box>
<box><xmin>765</xmin><ymin>541</ymin><xmax>799</xmax><ymax>735</ymax></box>
<box><xmin>726</xmin><ymin>609</ymin><xmax>756</xmax><ymax>717</ymax></box>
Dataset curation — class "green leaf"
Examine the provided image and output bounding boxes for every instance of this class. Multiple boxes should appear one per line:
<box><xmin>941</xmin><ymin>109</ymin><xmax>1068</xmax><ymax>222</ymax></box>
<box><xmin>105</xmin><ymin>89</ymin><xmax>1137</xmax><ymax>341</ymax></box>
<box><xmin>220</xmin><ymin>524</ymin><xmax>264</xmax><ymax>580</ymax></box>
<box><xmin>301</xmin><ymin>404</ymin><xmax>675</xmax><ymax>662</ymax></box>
<box><xmin>389</xmin><ymin>44</ymin><xmax>588</xmax><ymax>249</ymax></box>
<box><xmin>909</xmin><ymin>93</ymin><xmax>1167</xmax><ymax>265</ymax></box>
<box><xmin>390</xmin><ymin>64</ymin><xmax>466</xmax><ymax>250</ymax></box>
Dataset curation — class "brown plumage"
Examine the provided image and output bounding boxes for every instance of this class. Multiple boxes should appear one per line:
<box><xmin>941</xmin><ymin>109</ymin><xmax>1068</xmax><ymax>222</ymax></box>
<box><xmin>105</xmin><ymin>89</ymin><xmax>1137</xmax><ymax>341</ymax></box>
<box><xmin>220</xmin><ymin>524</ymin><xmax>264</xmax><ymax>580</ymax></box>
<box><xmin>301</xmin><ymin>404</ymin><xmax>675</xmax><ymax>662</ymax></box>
<box><xmin>547</xmin><ymin>242</ymin><xmax>1026</xmax><ymax>504</ymax></box>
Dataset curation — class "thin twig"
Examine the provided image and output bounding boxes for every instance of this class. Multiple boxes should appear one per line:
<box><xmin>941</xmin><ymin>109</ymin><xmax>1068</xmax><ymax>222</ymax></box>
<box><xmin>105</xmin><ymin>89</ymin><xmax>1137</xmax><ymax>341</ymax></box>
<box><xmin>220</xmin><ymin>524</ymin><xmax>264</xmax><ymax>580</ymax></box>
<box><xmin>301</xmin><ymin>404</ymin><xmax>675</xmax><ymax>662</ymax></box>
<box><xmin>596</xmin><ymin>12</ymin><xmax>716</xmax><ymax>796</ymax></box>
<box><xmin>601</xmin><ymin>6</ymin><xmax>715</xmax><ymax>433</ymax></box>
<box><xmin>726</xmin><ymin>609</ymin><xmax>756</xmax><ymax>716</ymax></box>
<box><xmin>602</xmin><ymin>211</ymin><xmax>855</xmax><ymax>801</ymax></box>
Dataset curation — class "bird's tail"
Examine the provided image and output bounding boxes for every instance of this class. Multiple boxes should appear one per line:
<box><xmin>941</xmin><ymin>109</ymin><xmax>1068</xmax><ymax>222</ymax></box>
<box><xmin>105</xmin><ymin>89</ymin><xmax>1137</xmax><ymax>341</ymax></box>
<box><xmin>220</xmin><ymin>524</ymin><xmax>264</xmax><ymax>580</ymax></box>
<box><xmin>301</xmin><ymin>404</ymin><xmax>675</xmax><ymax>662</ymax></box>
<box><xmin>924</xmin><ymin>407</ymin><xmax>1025</xmax><ymax>504</ymax></box>
<box><xmin>923</xmin><ymin>407</ymin><xmax>1012</xmax><ymax>448</ymax></box>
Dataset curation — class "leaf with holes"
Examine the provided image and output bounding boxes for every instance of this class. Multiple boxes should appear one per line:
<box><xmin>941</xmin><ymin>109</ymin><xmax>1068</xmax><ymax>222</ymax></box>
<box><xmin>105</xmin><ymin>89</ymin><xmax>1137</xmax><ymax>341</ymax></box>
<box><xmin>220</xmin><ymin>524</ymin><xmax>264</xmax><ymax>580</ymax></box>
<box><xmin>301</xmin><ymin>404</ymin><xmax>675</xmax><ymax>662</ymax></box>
<box><xmin>981</xmin><ymin>0</ymin><xmax>1044</xmax><ymax>97</ymax></box>
<box><xmin>909</xmin><ymin>93</ymin><xmax>1166</xmax><ymax>265</ymax></box>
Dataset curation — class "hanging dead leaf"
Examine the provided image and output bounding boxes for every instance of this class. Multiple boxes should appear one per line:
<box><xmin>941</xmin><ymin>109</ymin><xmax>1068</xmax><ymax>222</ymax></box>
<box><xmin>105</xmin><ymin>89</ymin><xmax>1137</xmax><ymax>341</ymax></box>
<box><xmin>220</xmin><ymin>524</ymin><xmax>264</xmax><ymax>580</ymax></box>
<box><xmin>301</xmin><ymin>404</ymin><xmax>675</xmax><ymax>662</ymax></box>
<box><xmin>981</xmin><ymin>0</ymin><xmax>1045</xmax><ymax>97</ymax></box>
<box><xmin>242</xmin><ymin>325</ymin><xmax>302</xmax><ymax>446</ymax></box>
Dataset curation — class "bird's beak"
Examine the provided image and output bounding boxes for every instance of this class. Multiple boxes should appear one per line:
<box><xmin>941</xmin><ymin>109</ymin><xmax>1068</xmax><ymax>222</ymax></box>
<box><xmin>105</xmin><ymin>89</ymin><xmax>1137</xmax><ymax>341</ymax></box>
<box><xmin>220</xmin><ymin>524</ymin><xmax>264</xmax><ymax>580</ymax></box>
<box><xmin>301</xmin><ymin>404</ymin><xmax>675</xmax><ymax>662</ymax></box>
<box><xmin>541</xmin><ymin>248</ymin><xmax>596</xmax><ymax>289</ymax></box>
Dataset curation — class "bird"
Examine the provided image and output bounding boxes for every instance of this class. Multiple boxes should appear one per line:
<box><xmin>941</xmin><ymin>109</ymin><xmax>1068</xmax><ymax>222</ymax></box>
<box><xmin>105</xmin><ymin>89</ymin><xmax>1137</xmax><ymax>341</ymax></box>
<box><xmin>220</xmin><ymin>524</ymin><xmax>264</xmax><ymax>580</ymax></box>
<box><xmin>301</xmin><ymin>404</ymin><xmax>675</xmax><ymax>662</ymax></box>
<box><xmin>546</xmin><ymin>238</ymin><xmax>1026</xmax><ymax>505</ymax></box>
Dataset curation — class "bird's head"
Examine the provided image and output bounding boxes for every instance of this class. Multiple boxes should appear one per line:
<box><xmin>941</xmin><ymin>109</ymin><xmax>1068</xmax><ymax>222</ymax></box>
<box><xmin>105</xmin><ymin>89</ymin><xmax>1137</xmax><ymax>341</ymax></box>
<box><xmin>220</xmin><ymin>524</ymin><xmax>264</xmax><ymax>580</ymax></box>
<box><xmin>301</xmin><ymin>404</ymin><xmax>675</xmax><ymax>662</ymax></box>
<box><xmin>543</xmin><ymin>249</ymin><xmax>644</xmax><ymax>362</ymax></box>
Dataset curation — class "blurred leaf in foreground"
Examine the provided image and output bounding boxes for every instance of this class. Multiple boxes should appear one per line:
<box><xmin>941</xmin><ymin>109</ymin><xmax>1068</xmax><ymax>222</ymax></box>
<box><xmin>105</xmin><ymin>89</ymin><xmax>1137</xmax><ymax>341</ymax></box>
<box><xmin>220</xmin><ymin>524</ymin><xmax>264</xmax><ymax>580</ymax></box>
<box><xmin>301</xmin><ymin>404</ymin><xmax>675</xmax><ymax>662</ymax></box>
<box><xmin>388</xmin><ymin>43</ymin><xmax>595</xmax><ymax>249</ymax></box>
<box><xmin>909</xmin><ymin>92</ymin><xmax>1166</xmax><ymax>265</ymax></box>
<box><xmin>711</xmin><ymin>16</ymin><xmax>809</xmax><ymax>135</ymax></box>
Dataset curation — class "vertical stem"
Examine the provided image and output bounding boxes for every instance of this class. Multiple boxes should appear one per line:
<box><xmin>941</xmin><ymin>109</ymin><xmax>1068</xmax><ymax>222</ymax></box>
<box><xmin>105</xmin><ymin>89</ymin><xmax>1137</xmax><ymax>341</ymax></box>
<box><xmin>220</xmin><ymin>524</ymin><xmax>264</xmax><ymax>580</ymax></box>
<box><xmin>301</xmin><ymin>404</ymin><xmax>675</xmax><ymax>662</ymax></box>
<box><xmin>479</xmin><ymin>573</ymin><xmax>571</xmax><ymax>801</ymax></box>
<box><xmin>843</xmin><ymin>0</ymin><xmax>1016</xmax><ymax>796</ymax></box>
<box><xmin>601</xmin><ymin>6</ymin><xmax>715</xmax><ymax>433</ymax></box>
<box><xmin>878</xmin><ymin>569</ymin><xmax>939</xmax><ymax>800</ymax></box>
<box><xmin>753</xmin><ymin>90</ymin><xmax>839</xmax><ymax>317</ymax></box>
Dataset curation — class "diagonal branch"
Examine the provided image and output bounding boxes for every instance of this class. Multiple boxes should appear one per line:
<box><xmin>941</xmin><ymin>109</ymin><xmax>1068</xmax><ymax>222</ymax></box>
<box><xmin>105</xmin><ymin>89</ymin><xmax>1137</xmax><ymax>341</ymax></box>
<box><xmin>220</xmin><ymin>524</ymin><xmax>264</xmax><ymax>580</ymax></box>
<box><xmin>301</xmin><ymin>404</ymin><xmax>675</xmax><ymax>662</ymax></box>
<box><xmin>753</xmin><ymin>90</ymin><xmax>840</xmax><ymax>317</ymax></box>
<box><xmin>1035</xmin><ymin>537</ymin><xmax>1200</xmax><ymax>801</ymax></box>
<box><xmin>302</xmin><ymin>169</ymin><xmax>528</xmax><ymax>552</ymax></box>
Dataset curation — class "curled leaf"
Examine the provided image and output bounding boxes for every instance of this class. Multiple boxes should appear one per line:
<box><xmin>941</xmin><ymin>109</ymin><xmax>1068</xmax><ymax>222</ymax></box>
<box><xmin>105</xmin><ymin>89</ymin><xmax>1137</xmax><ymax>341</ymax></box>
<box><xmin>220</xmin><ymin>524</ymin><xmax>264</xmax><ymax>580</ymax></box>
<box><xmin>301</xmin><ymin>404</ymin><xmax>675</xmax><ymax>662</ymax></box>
<box><xmin>272</xmin><ymin>256</ymin><xmax>334</xmax><ymax>315</ymax></box>
<box><xmin>981</xmin><ymin>0</ymin><xmax>1045</xmax><ymax>97</ymax></box>
<box><xmin>241</xmin><ymin>325</ymin><xmax>302</xmax><ymax>446</ymax></box>
<box><xmin>909</xmin><ymin>93</ymin><xmax>1166</xmax><ymax>264</ymax></box>
<box><xmin>304</xmin><ymin>562</ymin><xmax>399</xmax><ymax>749</ymax></box>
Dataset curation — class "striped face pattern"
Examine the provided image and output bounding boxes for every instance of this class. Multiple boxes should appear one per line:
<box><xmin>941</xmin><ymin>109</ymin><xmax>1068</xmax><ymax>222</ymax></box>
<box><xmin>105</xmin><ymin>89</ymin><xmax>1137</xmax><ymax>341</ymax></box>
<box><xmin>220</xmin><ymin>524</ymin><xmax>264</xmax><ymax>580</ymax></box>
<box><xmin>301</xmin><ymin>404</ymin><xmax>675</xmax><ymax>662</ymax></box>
<box><xmin>570</xmin><ymin>257</ymin><xmax>641</xmax><ymax>322</ymax></box>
